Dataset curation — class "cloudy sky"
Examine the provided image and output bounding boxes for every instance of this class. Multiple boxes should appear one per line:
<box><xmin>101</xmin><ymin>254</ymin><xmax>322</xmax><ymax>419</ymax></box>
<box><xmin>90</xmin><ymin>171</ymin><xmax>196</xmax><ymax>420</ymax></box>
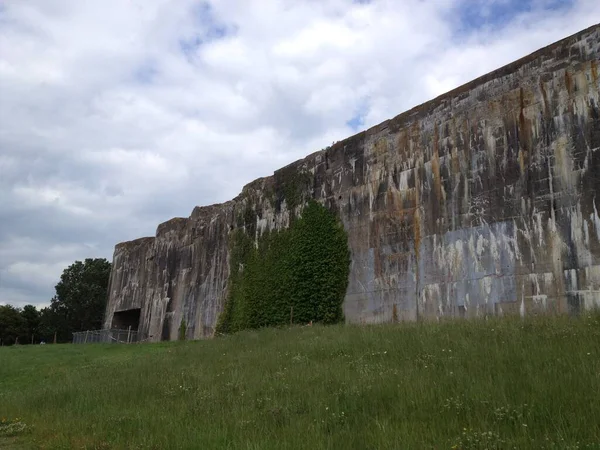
<box><xmin>0</xmin><ymin>0</ymin><xmax>598</xmax><ymax>308</ymax></box>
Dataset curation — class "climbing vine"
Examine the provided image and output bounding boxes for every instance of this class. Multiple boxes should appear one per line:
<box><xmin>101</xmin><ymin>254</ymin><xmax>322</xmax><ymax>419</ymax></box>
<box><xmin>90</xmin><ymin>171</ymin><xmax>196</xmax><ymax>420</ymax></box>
<box><xmin>178</xmin><ymin>319</ymin><xmax>187</xmax><ymax>341</ymax></box>
<box><xmin>216</xmin><ymin>201</ymin><xmax>350</xmax><ymax>334</ymax></box>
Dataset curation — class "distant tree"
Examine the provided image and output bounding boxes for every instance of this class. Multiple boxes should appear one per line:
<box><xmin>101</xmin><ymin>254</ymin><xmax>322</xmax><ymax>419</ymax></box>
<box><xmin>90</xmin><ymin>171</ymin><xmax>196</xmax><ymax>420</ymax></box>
<box><xmin>20</xmin><ymin>304</ymin><xmax>41</xmax><ymax>343</ymax></box>
<box><xmin>38</xmin><ymin>306</ymin><xmax>67</xmax><ymax>343</ymax></box>
<box><xmin>0</xmin><ymin>305</ymin><xmax>26</xmax><ymax>345</ymax></box>
<box><xmin>41</xmin><ymin>258</ymin><xmax>112</xmax><ymax>343</ymax></box>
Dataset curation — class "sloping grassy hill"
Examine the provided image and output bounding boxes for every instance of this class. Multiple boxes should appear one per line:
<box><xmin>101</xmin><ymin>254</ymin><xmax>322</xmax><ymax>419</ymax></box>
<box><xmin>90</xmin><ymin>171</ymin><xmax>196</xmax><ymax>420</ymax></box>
<box><xmin>1</xmin><ymin>315</ymin><xmax>600</xmax><ymax>449</ymax></box>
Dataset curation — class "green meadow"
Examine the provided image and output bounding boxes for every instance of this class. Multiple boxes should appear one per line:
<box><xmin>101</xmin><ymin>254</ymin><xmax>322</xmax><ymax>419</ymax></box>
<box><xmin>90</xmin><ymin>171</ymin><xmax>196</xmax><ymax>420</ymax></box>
<box><xmin>1</xmin><ymin>314</ymin><xmax>599</xmax><ymax>449</ymax></box>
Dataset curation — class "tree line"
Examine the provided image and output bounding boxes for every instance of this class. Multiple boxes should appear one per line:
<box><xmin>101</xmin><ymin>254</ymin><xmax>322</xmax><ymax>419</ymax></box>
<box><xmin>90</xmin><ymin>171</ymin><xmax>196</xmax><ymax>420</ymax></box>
<box><xmin>0</xmin><ymin>258</ymin><xmax>111</xmax><ymax>345</ymax></box>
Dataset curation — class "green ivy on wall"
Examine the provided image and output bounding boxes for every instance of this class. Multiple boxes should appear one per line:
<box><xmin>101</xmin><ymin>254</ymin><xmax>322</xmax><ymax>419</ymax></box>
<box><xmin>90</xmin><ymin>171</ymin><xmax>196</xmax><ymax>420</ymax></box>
<box><xmin>273</xmin><ymin>166</ymin><xmax>313</xmax><ymax>213</ymax></box>
<box><xmin>216</xmin><ymin>200</ymin><xmax>350</xmax><ymax>334</ymax></box>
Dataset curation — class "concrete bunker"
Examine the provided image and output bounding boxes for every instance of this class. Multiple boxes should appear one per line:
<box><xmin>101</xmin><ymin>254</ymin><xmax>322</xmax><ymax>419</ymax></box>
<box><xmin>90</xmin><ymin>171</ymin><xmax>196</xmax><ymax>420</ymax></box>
<box><xmin>111</xmin><ymin>308</ymin><xmax>141</xmax><ymax>331</ymax></box>
<box><xmin>103</xmin><ymin>25</ymin><xmax>600</xmax><ymax>341</ymax></box>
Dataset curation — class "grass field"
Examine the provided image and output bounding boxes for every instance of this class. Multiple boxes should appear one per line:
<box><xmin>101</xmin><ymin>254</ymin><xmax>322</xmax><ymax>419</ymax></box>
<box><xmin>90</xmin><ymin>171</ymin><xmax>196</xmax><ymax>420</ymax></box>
<box><xmin>1</xmin><ymin>314</ymin><xmax>600</xmax><ymax>449</ymax></box>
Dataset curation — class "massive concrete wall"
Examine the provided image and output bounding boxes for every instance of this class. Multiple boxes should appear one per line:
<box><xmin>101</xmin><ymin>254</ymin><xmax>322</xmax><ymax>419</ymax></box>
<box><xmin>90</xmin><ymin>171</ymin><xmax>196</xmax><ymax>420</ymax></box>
<box><xmin>105</xmin><ymin>25</ymin><xmax>600</xmax><ymax>341</ymax></box>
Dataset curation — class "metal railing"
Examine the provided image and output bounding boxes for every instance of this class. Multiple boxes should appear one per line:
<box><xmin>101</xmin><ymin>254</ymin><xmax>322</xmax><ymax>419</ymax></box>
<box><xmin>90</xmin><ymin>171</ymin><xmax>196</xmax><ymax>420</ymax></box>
<box><xmin>72</xmin><ymin>328</ymin><xmax>141</xmax><ymax>344</ymax></box>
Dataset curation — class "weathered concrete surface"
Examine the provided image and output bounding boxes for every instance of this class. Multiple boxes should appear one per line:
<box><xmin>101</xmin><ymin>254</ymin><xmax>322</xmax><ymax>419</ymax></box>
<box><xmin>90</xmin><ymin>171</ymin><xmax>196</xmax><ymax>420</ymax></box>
<box><xmin>105</xmin><ymin>25</ymin><xmax>600</xmax><ymax>340</ymax></box>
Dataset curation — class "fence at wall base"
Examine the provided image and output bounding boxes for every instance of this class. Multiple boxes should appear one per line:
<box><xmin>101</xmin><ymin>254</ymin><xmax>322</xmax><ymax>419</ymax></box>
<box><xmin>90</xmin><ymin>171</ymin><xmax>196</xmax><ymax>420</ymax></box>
<box><xmin>72</xmin><ymin>328</ymin><xmax>143</xmax><ymax>344</ymax></box>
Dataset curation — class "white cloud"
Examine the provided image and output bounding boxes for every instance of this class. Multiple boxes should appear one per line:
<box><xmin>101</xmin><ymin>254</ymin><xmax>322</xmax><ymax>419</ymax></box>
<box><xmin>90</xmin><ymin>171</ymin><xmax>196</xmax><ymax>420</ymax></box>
<box><xmin>0</xmin><ymin>0</ymin><xmax>599</xmax><ymax>306</ymax></box>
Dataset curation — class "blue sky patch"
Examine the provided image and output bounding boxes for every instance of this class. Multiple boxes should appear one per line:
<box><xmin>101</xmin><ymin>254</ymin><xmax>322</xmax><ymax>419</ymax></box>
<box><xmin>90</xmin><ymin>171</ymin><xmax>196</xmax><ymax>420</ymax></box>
<box><xmin>346</xmin><ymin>105</ymin><xmax>367</xmax><ymax>131</ymax></box>
<box><xmin>134</xmin><ymin>60</ymin><xmax>158</xmax><ymax>84</ymax></box>
<box><xmin>178</xmin><ymin>1</ymin><xmax>235</xmax><ymax>59</ymax></box>
<box><xmin>346</xmin><ymin>114</ymin><xmax>364</xmax><ymax>131</ymax></box>
<box><xmin>455</xmin><ymin>0</ymin><xmax>575</xmax><ymax>34</ymax></box>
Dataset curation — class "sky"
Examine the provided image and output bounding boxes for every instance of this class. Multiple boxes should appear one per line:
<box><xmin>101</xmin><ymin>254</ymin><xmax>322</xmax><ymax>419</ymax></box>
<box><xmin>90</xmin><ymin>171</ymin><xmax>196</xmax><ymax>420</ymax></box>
<box><xmin>0</xmin><ymin>0</ymin><xmax>599</xmax><ymax>309</ymax></box>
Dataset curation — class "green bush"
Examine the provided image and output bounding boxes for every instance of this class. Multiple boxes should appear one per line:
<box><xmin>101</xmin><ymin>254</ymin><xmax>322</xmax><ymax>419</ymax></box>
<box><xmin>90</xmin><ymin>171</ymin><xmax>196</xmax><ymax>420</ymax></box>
<box><xmin>178</xmin><ymin>319</ymin><xmax>187</xmax><ymax>341</ymax></box>
<box><xmin>216</xmin><ymin>200</ymin><xmax>350</xmax><ymax>334</ymax></box>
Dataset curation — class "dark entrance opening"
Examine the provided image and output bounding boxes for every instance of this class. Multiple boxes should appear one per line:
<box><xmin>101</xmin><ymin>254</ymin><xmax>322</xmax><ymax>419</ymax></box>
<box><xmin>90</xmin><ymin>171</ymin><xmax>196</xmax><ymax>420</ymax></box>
<box><xmin>111</xmin><ymin>308</ymin><xmax>141</xmax><ymax>330</ymax></box>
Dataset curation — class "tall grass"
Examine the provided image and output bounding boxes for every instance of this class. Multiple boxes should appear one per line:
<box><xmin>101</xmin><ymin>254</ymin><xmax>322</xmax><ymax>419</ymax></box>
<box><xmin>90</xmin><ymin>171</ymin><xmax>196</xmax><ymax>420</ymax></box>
<box><xmin>1</xmin><ymin>314</ymin><xmax>599</xmax><ymax>449</ymax></box>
